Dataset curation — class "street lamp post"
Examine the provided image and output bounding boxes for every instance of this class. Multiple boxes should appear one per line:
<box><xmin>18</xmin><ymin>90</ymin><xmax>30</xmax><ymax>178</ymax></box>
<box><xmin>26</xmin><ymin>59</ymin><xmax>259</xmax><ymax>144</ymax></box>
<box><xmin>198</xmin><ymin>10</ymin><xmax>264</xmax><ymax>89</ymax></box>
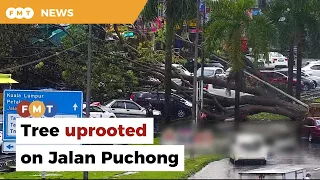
<box><xmin>83</xmin><ymin>24</ymin><xmax>92</xmax><ymax>180</ymax></box>
<box><xmin>191</xmin><ymin>0</ymin><xmax>201</xmax><ymax>160</ymax></box>
<box><xmin>200</xmin><ymin>0</ymin><xmax>206</xmax><ymax>116</ymax></box>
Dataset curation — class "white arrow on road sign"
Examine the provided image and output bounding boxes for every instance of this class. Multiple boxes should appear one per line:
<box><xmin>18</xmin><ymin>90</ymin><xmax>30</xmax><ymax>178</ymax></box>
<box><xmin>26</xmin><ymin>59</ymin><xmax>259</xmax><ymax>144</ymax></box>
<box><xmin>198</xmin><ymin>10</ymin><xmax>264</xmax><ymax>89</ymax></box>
<box><xmin>73</xmin><ymin>103</ymin><xmax>78</xmax><ymax>111</ymax></box>
<box><xmin>2</xmin><ymin>141</ymin><xmax>16</xmax><ymax>153</ymax></box>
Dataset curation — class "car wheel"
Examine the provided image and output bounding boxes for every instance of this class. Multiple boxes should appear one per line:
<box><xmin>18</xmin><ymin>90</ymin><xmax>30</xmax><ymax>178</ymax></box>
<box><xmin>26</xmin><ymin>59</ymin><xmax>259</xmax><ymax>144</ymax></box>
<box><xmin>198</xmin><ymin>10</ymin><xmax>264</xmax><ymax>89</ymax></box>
<box><xmin>313</xmin><ymin>81</ymin><xmax>317</xmax><ymax>88</ymax></box>
<box><xmin>110</xmin><ymin>116</ymin><xmax>115</xmax><ymax>118</ymax></box>
<box><xmin>177</xmin><ymin>109</ymin><xmax>186</xmax><ymax>118</ymax></box>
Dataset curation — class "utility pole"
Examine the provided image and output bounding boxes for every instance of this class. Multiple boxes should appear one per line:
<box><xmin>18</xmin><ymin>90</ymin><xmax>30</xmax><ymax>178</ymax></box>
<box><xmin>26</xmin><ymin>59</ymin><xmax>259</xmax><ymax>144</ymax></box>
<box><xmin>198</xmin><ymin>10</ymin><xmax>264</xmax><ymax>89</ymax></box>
<box><xmin>200</xmin><ymin>0</ymin><xmax>206</xmax><ymax>116</ymax></box>
<box><xmin>83</xmin><ymin>24</ymin><xmax>92</xmax><ymax>180</ymax></box>
<box><xmin>191</xmin><ymin>0</ymin><xmax>201</xmax><ymax>160</ymax></box>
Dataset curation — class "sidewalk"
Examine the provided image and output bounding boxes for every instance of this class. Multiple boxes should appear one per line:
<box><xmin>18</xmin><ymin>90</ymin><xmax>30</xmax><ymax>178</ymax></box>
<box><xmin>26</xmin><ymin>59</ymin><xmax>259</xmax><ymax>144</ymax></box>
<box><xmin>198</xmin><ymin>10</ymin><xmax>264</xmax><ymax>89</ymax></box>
<box><xmin>188</xmin><ymin>158</ymin><xmax>231</xmax><ymax>179</ymax></box>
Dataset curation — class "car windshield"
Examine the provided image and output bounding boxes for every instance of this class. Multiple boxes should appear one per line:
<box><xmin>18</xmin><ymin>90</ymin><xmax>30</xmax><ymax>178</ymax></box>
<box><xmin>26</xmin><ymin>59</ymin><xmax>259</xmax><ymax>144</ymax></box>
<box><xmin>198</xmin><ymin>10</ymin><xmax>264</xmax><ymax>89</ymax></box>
<box><xmin>203</xmin><ymin>69</ymin><xmax>215</xmax><ymax>76</ymax></box>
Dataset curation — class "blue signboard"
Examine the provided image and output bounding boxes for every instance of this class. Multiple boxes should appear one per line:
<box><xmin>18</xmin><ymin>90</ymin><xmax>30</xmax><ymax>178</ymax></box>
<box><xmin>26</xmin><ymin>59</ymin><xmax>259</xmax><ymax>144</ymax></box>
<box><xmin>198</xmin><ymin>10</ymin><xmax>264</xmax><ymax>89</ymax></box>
<box><xmin>2</xmin><ymin>141</ymin><xmax>16</xmax><ymax>153</ymax></box>
<box><xmin>2</xmin><ymin>90</ymin><xmax>83</xmax><ymax>152</ymax></box>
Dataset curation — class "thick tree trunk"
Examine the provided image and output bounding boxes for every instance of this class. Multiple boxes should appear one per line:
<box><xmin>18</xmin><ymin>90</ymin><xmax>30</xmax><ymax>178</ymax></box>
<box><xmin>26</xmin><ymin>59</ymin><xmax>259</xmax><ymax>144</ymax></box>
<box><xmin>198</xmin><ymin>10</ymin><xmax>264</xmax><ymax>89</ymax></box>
<box><xmin>288</xmin><ymin>43</ymin><xmax>294</xmax><ymax>96</ymax></box>
<box><xmin>164</xmin><ymin>21</ymin><xmax>175</xmax><ymax>125</ymax></box>
<box><xmin>296</xmin><ymin>41</ymin><xmax>303</xmax><ymax>100</ymax></box>
<box><xmin>135</xmin><ymin>64</ymin><xmax>307</xmax><ymax>120</ymax></box>
<box><xmin>234</xmin><ymin>70</ymin><xmax>242</xmax><ymax>130</ymax></box>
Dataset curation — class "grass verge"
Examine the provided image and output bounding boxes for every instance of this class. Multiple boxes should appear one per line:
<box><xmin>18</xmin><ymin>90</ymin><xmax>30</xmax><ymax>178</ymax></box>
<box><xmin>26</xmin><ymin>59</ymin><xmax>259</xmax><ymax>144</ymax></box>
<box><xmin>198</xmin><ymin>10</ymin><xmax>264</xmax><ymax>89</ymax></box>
<box><xmin>0</xmin><ymin>155</ymin><xmax>222</xmax><ymax>179</ymax></box>
<box><xmin>314</xmin><ymin>98</ymin><xmax>320</xmax><ymax>103</ymax></box>
<box><xmin>113</xmin><ymin>155</ymin><xmax>223</xmax><ymax>179</ymax></box>
<box><xmin>0</xmin><ymin>171</ymin><xmax>124</xmax><ymax>179</ymax></box>
<box><xmin>247</xmin><ymin>112</ymin><xmax>290</xmax><ymax>121</ymax></box>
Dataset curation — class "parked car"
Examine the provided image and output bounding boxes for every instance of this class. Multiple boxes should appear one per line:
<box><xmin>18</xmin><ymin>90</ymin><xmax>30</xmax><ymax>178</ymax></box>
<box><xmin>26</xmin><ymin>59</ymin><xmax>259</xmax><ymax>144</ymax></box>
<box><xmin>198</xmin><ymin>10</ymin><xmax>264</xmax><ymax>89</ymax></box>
<box><xmin>129</xmin><ymin>92</ymin><xmax>192</xmax><ymax>119</ymax></box>
<box><xmin>103</xmin><ymin>99</ymin><xmax>161</xmax><ymax>118</ymax></box>
<box><xmin>258</xmin><ymin>70</ymin><xmax>311</xmax><ymax>91</ymax></box>
<box><xmin>300</xmin><ymin>71</ymin><xmax>320</xmax><ymax>87</ymax></box>
<box><xmin>159</xmin><ymin>63</ymin><xmax>183</xmax><ymax>86</ymax></box>
<box><xmin>275</xmin><ymin>69</ymin><xmax>316</xmax><ymax>90</ymax></box>
<box><xmin>258</xmin><ymin>52</ymin><xmax>288</xmax><ymax>69</ymax></box>
<box><xmin>302</xmin><ymin>60</ymin><xmax>320</xmax><ymax>76</ymax></box>
<box><xmin>83</xmin><ymin>104</ymin><xmax>116</xmax><ymax>118</ymax></box>
<box><xmin>197</xmin><ymin>67</ymin><xmax>226</xmax><ymax>80</ymax></box>
<box><xmin>225</xmin><ymin>67</ymin><xmax>231</xmax><ymax>77</ymax></box>
<box><xmin>230</xmin><ymin>133</ymin><xmax>268</xmax><ymax>165</ymax></box>
<box><xmin>245</xmin><ymin>55</ymin><xmax>265</xmax><ymax>69</ymax></box>
<box><xmin>278</xmin><ymin>68</ymin><xmax>320</xmax><ymax>88</ymax></box>
<box><xmin>205</xmin><ymin>60</ymin><xmax>224</xmax><ymax>69</ymax></box>
<box><xmin>172</xmin><ymin>64</ymin><xmax>193</xmax><ymax>76</ymax></box>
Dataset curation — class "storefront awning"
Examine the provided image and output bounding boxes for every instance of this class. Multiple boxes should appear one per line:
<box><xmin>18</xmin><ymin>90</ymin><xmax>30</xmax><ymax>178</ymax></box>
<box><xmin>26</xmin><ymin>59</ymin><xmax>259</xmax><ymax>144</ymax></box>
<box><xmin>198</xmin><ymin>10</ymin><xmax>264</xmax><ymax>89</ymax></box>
<box><xmin>0</xmin><ymin>74</ymin><xmax>19</xmax><ymax>84</ymax></box>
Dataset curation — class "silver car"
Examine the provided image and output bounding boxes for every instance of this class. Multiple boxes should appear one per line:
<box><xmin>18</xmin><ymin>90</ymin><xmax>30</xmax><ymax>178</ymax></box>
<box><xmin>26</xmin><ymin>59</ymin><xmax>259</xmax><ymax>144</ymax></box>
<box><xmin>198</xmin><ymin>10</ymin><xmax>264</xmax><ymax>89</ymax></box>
<box><xmin>103</xmin><ymin>100</ymin><xmax>161</xmax><ymax>118</ymax></box>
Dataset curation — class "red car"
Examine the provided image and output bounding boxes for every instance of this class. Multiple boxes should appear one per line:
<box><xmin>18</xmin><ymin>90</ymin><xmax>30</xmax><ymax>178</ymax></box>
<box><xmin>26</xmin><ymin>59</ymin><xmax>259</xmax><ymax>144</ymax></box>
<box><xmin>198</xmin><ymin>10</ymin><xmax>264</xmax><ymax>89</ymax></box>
<box><xmin>248</xmin><ymin>70</ymin><xmax>303</xmax><ymax>88</ymax></box>
<box><xmin>301</xmin><ymin>118</ymin><xmax>320</xmax><ymax>142</ymax></box>
<box><xmin>260</xmin><ymin>71</ymin><xmax>288</xmax><ymax>84</ymax></box>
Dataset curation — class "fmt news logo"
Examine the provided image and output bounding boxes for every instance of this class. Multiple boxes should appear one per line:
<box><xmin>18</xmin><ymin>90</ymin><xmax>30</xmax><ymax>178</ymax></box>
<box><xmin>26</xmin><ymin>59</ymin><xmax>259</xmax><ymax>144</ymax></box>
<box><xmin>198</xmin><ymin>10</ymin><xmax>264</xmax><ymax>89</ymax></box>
<box><xmin>6</xmin><ymin>7</ymin><xmax>34</xmax><ymax>19</ymax></box>
<box><xmin>17</xmin><ymin>101</ymin><xmax>57</xmax><ymax>118</ymax></box>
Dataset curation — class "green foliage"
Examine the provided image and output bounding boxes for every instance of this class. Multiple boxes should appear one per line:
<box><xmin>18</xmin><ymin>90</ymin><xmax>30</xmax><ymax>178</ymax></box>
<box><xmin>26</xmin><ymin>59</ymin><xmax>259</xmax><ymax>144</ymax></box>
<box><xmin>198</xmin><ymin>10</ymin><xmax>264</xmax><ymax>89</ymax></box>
<box><xmin>137</xmin><ymin>41</ymin><xmax>165</xmax><ymax>63</ymax></box>
<box><xmin>58</xmin><ymin>25</ymin><xmax>140</xmax><ymax>102</ymax></box>
<box><xmin>142</xmin><ymin>0</ymin><xmax>197</xmax><ymax>25</ymax></box>
<box><xmin>248</xmin><ymin>112</ymin><xmax>289</xmax><ymax>121</ymax></box>
<box><xmin>205</xmin><ymin>0</ymin><xmax>273</xmax><ymax>71</ymax></box>
<box><xmin>0</xmin><ymin>25</ymin><xmax>35</xmax><ymax>57</ymax></box>
<box><xmin>35</xmin><ymin>62</ymin><xmax>44</xmax><ymax>69</ymax></box>
<box><xmin>266</xmin><ymin>0</ymin><xmax>320</xmax><ymax>57</ymax></box>
<box><xmin>247</xmin><ymin>15</ymin><xmax>276</xmax><ymax>61</ymax></box>
<box><xmin>155</xmin><ymin>23</ymin><xmax>166</xmax><ymax>43</ymax></box>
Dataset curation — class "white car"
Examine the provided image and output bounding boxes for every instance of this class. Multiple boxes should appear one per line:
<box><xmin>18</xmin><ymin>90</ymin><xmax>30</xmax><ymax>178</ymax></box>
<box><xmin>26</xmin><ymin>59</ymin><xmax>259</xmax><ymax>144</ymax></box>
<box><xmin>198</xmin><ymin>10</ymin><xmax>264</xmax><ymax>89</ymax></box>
<box><xmin>205</xmin><ymin>85</ymin><xmax>253</xmax><ymax>98</ymax></box>
<box><xmin>302</xmin><ymin>60</ymin><xmax>320</xmax><ymax>77</ymax></box>
<box><xmin>172</xmin><ymin>64</ymin><xmax>193</xmax><ymax>76</ymax></box>
<box><xmin>103</xmin><ymin>100</ymin><xmax>161</xmax><ymax>118</ymax></box>
<box><xmin>230</xmin><ymin>133</ymin><xmax>268</xmax><ymax>165</ymax></box>
<box><xmin>225</xmin><ymin>67</ymin><xmax>231</xmax><ymax>77</ymax></box>
<box><xmin>197</xmin><ymin>67</ymin><xmax>226</xmax><ymax>79</ymax></box>
<box><xmin>83</xmin><ymin>104</ymin><xmax>116</xmax><ymax>118</ymax></box>
<box><xmin>257</xmin><ymin>52</ymin><xmax>288</xmax><ymax>69</ymax></box>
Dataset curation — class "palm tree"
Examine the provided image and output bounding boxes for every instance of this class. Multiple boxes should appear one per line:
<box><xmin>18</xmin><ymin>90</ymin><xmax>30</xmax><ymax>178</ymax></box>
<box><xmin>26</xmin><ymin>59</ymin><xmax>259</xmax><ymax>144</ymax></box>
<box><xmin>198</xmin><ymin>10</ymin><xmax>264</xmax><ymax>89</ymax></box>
<box><xmin>267</xmin><ymin>0</ymin><xmax>320</xmax><ymax>99</ymax></box>
<box><xmin>205</xmin><ymin>0</ymin><xmax>275</xmax><ymax>129</ymax></box>
<box><xmin>141</xmin><ymin>0</ymin><xmax>197</xmax><ymax>124</ymax></box>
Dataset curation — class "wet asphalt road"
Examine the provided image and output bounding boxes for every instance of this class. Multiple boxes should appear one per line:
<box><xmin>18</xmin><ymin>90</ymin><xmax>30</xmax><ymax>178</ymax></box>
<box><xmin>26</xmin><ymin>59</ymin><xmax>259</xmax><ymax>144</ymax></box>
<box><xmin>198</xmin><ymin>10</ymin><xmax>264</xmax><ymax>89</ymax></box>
<box><xmin>190</xmin><ymin>142</ymin><xmax>320</xmax><ymax>179</ymax></box>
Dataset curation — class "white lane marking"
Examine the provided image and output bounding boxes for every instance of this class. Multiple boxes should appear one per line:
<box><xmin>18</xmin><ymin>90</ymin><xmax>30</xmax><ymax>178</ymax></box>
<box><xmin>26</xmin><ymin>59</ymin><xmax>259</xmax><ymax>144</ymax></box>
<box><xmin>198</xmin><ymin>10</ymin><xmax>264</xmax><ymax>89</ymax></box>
<box><xmin>314</xmin><ymin>167</ymin><xmax>320</xmax><ymax>171</ymax></box>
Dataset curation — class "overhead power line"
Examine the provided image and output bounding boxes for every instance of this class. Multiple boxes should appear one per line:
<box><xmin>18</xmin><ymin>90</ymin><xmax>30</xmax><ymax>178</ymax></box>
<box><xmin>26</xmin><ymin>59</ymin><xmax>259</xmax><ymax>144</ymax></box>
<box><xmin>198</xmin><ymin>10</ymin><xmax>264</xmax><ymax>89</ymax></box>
<box><xmin>0</xmin><ymin>42</ymin><xmax>86</xmax><ymax>73</ymax></box>
<box><xmin>0</xmin><ymin>51</ymin><xmax>46</xmax><ymax>59</ymax></box>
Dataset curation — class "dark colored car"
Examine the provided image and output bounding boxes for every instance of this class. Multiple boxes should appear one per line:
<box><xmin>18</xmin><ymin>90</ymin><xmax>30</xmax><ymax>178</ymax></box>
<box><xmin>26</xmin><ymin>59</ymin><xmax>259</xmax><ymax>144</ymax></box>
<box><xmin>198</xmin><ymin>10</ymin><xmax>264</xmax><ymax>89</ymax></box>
<box><xmin>129</xmin><ymin>92</ymin><xmax>192</xmax><ymax>119</ymax></box>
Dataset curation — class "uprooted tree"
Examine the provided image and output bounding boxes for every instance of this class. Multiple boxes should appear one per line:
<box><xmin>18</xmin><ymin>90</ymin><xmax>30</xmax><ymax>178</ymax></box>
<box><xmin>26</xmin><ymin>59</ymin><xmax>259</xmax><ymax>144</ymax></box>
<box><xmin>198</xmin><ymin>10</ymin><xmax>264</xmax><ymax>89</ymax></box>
<box><xmin>111</xmin><ymin>23</ymin><xmax>308</xmax><ymax>122</ymax></box>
